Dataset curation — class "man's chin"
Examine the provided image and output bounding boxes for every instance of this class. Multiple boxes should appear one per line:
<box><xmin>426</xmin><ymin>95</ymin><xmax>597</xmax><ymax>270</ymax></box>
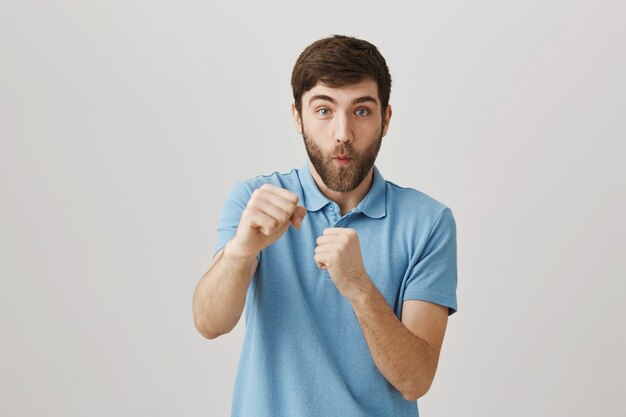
<box><xmin>326</xmin><ymin>175</ymin><xmax>360</xmax><ymax>192</ymax></box>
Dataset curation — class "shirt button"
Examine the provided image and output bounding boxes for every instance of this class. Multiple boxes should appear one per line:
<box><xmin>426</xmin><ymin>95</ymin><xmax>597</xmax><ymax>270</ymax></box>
<box><xmin>329</xmin><ymin>205</ymin><xmax>334</xmax><ymax>211</ymax></box>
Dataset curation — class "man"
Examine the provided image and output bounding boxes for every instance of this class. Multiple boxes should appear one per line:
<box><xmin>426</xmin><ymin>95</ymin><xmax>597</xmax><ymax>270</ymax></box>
<box><xmin>193</xmin><ymin>35</ymin><xmax>458</xmax><ymax>417</ymax></box>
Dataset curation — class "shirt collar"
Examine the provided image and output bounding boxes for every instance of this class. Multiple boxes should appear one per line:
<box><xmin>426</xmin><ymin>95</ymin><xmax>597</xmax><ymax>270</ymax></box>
<box><xmin>298</xmin><ymin>161</ymin><xmax>387</xmax><ymax>219</ymax></box>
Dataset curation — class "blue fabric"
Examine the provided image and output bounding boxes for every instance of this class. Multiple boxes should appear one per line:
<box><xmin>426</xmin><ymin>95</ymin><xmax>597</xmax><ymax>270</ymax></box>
<box><xmin>214</xmin><ymin>162</ymin><xmax>458</xmax><ymax>417</ymax></box>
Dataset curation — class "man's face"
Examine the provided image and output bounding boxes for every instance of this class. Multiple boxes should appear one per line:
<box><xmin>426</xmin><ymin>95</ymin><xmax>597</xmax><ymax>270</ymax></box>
<box><xmin>292</xmin><ymin>78</ymin><xmax>392</xmax><ymax>193</ymax></box>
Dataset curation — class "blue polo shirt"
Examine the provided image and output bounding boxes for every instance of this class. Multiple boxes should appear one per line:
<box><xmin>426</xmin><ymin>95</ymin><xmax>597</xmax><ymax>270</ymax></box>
<box><xmin>214</xmin><ymin>162</ymin><xmax>458</xmax><ymax>417</ymax></box>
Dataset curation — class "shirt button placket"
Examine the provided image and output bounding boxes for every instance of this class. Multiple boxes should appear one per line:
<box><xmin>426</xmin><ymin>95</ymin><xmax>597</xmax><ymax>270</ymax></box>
<box><xmin>329</xmin><ymin>204</ymin><xmax>340</xmax><ymax>224</ymax></box>
<box><xmin>321</xmin><ymin>204</ymin><xmax>338</xmax><ymax>280</ymax></box>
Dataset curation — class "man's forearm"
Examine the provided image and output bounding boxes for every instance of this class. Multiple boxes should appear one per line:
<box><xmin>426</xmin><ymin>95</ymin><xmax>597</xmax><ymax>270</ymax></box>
<box><xmin>192</xmin><ymin>240</ymin><xmax>257</xmax><ymax>339</ymax></box>
<box><xmin>349</xmin><ymin>276</ymin><xmax>437</xmax><ymax>401</ymax></box>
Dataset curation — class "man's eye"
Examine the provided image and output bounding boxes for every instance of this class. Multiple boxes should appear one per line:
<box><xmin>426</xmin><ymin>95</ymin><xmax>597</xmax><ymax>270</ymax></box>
<box><xmin>356</xmin><ymin>108</ymin><xmax>369</xmax><ymax>117</ymax></box>
<box><xmin>317</xmin><ymin>109</ymin><xmax>330</xmax><ymax>116</ymax></box>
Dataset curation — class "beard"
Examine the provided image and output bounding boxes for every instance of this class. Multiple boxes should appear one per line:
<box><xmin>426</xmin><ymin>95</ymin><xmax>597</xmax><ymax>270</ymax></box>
<box><xmin>302</xmin><ymin>124</ymin><xmax>383</xmax><ymax>193</ymax></box>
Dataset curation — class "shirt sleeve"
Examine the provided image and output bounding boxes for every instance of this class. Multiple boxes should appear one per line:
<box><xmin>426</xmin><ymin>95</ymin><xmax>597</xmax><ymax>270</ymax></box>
<box><xmin>403</xmin><ymin>207</ymin><xmax>458</xmax><ymax>315</ymax></box>
<box><xmin>213</xmin><ymin>180</ymin><xmax>260</xmax><ymax>262</ymax></box>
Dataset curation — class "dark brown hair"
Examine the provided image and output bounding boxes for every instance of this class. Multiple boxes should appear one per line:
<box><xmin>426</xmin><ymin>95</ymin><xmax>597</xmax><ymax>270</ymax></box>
<box><xmin>291</xmin><ymin>35</ymin><xmax>392</xmax><ymax>118</ymax></box>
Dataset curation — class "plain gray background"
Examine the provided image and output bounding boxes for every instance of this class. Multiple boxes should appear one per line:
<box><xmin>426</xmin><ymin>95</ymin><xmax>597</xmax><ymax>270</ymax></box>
<box><xmin>1</xmin><ymin>0</ymin><xmax>625</xmax><ymax>416</ymax></box>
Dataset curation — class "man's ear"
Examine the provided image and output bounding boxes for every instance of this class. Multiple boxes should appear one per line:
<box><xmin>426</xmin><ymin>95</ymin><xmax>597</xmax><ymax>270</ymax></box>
<box><xmin>291</xmin><ymin>102</ymin><xmax>302</xmax><ymax>134</ymax></box>
<box><xmin>382</xmin><ymin>104</ymin><xmax>393</xmax><ymax>137</ymax></box>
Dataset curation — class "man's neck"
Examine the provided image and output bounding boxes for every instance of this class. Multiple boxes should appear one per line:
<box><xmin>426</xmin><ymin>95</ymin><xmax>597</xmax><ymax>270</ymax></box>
<box><xmin>308</xmin><ymin>160</ymin><xmax>374</xmax><ymax>216</ymax></box>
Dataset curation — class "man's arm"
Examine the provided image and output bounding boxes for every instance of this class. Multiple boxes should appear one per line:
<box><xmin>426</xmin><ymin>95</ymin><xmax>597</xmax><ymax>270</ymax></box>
<box><xmin>192</xmin><ymin>183</ymin><xmax>307</xmax><ymax>339</ymax></box>
<box><xmin>313</xmin><ymin>227</ymin><xmax>451</xmax><ymax>400</ymax></box>
<box><xmin>349</xmin><ymin>281</ymin><xmax>448</xmax><ymax>401</ymax></box>
<box><xmin>192</xmin><ymin>242</ymin><xmax>258</xmax><ymax>339</ymax></box>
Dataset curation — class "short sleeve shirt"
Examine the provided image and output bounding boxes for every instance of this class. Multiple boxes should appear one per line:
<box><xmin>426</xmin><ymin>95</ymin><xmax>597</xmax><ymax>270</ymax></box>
<box><xmin>214</xmin><ymin>162</ymin><xmax>458</xmax><ymax>417</ymax></box>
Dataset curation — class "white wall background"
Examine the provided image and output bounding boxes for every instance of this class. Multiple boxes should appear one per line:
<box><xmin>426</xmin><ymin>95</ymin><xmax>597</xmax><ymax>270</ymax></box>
<box><xmin>1</xmin><ymin>1</ymin><xmax>625</xmax><ymax>416</ymax></box>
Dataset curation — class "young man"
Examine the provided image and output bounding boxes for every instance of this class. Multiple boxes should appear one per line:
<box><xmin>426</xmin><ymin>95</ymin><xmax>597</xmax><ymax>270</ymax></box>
<box><xmin>193</xmin><ymin>35</ymin><xmax>458</xmax><ymax>417</ymax></box>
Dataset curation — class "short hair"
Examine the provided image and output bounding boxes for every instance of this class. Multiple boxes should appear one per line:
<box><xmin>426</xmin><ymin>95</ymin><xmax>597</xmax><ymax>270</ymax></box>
<box><xmin>291</xmin><ymin>35</ymin><xmax>392</xmax><ymax>118</ymax></box>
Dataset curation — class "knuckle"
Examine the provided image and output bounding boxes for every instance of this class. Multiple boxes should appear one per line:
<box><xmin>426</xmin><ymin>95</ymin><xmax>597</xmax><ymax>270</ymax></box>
<box><xmin>242</xmin><ymin>206</ymin><xmax>253</xmax><ymax>218</ymax></box>
<box><xmin>277</xmin><ymin>212</ymin><xmax>289</xmax><ymax>224</ymax></box>
<box><xmin>247</xmin><ymin>197</ymin><xmax>259</xmax><ymax>209</ymax></box>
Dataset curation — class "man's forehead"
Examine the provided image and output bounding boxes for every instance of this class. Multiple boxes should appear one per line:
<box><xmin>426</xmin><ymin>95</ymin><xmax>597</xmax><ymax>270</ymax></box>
<box><xmin>304</xmin><ymin>79</ymin><xmax>380</xmax><ymax>104</ymax></box>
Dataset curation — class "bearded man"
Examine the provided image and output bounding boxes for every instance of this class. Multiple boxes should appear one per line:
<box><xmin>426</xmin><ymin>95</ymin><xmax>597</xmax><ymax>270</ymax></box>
<box><xmin>193</xmin><ymin>34</ymin><xmax>459</xmax><ymax>417</ymax></box>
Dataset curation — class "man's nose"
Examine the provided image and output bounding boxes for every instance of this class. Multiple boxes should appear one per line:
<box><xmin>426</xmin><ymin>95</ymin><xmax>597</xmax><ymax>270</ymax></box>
<box><xmin>333</xmin><ymin>112</ymin><xmax>353</xmax><ymax>144</ymax></box>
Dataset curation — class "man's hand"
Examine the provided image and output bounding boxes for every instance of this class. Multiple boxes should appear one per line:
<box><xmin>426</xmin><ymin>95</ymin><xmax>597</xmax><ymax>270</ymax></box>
<box><xmin>228</xmin><ymin>184</ymin><xmax>307</xmax><ymax>258</ymax></box>
<box><xmin>314</xmin><ymin>228</ymin><xmax>371</xmax><ymax>302</ymax></box>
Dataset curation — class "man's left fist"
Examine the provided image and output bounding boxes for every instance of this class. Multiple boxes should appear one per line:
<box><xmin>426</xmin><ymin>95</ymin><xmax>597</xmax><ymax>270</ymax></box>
<box><xmin>314</xmin><ymin>227</ymin><xmax>370</xmax><ymax>301</ymax></box>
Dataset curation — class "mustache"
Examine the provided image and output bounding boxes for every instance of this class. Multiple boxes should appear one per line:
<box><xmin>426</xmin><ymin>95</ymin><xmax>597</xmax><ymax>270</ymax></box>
<box><xmin>330</xmin><ymin>146</ymin><xmax>355</xmax><ymax>159</ymax></box>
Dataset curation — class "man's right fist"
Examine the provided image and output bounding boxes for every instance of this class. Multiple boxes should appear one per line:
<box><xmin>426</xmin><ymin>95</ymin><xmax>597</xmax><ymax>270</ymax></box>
<box><xmin>228</xmin><ymin>184</ymin><xmax>307</xmax><ymax>258</ymax></box>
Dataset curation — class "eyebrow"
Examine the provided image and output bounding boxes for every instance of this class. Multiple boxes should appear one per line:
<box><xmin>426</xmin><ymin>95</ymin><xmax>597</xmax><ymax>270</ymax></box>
<box><xmin>308</xmin><ymin>94</ymin><xmax>379</xmax><ymax>107</ymax></box>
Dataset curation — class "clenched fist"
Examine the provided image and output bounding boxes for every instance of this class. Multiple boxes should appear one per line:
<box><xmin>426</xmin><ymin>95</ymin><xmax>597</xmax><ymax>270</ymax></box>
<box><xmin>314</xmin><ymin>228</ymin><xmax>371</xmax><ymax>302</ymax></box>
<box><xmin>229</xmin><ymin>184</ymin><xmax>307</xmax><ymax>258</ymax></box>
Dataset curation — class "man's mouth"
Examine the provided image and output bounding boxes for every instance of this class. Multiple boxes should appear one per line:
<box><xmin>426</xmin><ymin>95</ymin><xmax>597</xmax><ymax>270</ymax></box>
<box><xmin>334</xmin><ymin>155</ymin><xmax>352</xmax><ymax>165</ymax></box>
